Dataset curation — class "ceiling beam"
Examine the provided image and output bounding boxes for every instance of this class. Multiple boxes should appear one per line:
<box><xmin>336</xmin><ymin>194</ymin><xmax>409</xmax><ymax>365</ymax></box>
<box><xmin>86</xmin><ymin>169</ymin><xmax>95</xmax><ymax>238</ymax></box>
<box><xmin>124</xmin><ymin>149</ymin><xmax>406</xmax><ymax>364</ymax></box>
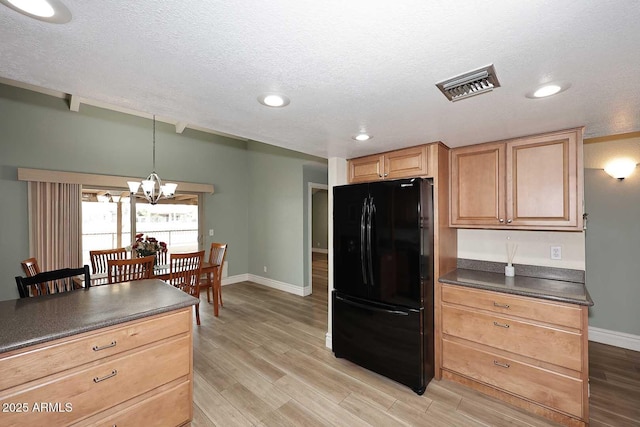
<box><xmin>69</xmin><ymin>94</ymin><xmax>81</xmax><ymax>112</ymax></box>
<box><xmin>0</xmin><ymin>77</ymin><xmax>247</xmax><ymax>142</ymax></box>
<box><xmin>175</xmin><ymin>122</ymin><xmax>188</xmax><ymax>134</ymax></box>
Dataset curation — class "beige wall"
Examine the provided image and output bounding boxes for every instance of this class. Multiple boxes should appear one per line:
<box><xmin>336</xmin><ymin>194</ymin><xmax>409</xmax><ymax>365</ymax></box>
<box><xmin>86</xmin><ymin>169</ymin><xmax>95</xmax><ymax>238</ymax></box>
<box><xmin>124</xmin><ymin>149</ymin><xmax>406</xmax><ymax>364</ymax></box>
<box><xmin>457</xmin><ymin>229</ymin><xmax>585</xmax><ymax>270</ymax></box>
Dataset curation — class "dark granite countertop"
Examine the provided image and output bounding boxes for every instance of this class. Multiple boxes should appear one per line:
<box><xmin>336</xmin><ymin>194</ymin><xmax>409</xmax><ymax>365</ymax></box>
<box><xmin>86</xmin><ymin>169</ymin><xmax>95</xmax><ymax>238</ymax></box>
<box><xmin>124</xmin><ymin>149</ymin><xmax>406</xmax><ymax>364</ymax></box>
<box><xmin>439</xmin><ymin>268</ymin><xmax>593</xmax><ymax>306</ymax></box>
<box><xmin>0</xmin><ymin>279</ymin><xmax>198</xmax><ymax>354</ymax></box>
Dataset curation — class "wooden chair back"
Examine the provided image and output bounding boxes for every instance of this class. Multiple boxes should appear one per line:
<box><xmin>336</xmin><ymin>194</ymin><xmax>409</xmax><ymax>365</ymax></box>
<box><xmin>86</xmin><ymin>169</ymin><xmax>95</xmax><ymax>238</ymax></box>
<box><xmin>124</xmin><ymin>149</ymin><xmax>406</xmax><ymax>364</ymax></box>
<box><xmin>156</xmin><ymin>250</ymin><xmax>168</xmax><ymax>266</ymax></box>
<box><xmin>21</xmin><ymin>257</ymin><xmax>41</xmax><ymax>277</ymax></box>
<box><xmin>202</xmin><ymin>243</ymin><xmax>228</xmax><ymax>307</ymax></box>
<box><xmin>168</xmin><ymin>251</ymin><xmax>205</xmax><ymax>325</ymax></box>
<box><xmin>107</xmin><ymin>255</ymin><xmax>155</xmax><ymax>284</ymax></box>
<box><xmin>90</xmin><ymin>248</ymin><xmax>127</xmax><ymax>274</ymax></box>
<box><xmin>15</xmin><ymin>265</ymin><xmax>91</xmax><ymax>298</ymax></box>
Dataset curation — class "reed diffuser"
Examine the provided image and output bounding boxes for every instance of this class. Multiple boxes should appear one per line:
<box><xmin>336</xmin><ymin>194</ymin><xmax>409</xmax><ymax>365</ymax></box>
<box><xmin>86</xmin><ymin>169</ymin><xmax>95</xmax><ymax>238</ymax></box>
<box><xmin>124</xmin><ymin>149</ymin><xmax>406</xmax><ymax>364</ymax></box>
<box><xmin>505</xmin><ymin>238</ymin><xmax>517</xmax><ymax>277</ymax></box>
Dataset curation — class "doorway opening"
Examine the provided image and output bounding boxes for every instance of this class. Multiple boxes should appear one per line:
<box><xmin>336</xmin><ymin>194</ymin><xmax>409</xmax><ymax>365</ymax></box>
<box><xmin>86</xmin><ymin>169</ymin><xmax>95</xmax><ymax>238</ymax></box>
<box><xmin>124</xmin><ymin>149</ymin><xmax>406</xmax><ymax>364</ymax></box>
<box><xmin>308</xmin><ymin>183</ymin><xmax>328</xmax><ymax>296</ymax></box>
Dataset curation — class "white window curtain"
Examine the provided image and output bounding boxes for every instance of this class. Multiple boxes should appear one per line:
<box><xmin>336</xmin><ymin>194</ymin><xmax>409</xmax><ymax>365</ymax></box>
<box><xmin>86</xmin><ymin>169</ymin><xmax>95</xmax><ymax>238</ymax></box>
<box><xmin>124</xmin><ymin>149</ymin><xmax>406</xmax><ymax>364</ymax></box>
<box><xmin>28</xmin><ymin>182</ymin><xmax>82</xmax><ymax>271</ymax></box>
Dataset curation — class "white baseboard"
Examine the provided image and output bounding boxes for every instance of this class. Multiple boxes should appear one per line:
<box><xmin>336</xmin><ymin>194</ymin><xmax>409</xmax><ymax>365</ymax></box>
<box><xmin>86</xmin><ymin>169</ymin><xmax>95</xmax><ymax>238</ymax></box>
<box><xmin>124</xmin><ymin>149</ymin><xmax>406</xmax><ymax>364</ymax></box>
<box><xmin>325</xmin><ymin>332</ymin><xmax>332</xmax><ymax>350</ymax></box>
<box><xmin>221</xmin><ymin>274</ymin><xmax>313</xmax><ymax>298</ymax></box>
<box><xmin>312</xmin><ymin>248</ymin><xmax>328</xmax><ymax>254</ymax></box>
<box><xmin>589</xmin><ymin>326</ymin><xmax>640</xmax><ymax>352</ymax></box>
<box><xmin>247</xmin><ymin>274</ymin><xmax>306</xmax><ymax>297</ymax></box>
<box><xmin>221</xmin><ymin>274</ymin><xmax>250</xmax><ymax>286</ymax></box>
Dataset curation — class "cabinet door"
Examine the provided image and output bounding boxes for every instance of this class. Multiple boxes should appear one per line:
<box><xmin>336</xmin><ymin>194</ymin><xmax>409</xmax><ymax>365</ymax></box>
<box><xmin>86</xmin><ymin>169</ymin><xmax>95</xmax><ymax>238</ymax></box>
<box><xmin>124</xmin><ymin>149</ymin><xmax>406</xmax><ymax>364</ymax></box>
<box><xmin>506</xmin><ymin>129</ymin><xmax>582</xmax><ymax>228</ymax></box>
<box><xmin>450</xmin><ymin>143</ymin><xmax>505</xmax><ymax>226</ymax></box>
<box><xmin>348</xmin><ymin>155</ymin><xmax>384</xmax><ymax>183</ymax></box>
<box><xmin>385</xmin><ymin>146</ymin><xmax>429</xmax><ymax>179</ymax></box>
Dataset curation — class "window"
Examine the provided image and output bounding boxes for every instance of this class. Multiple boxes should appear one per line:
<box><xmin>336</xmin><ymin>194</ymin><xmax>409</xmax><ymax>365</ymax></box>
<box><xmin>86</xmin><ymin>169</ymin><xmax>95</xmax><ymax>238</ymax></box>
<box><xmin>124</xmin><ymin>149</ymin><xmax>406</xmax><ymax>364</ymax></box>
<box><xmin>81</xmin><ymin>188</ymin><xmax>198</xmax><ymax>266</ymax></box>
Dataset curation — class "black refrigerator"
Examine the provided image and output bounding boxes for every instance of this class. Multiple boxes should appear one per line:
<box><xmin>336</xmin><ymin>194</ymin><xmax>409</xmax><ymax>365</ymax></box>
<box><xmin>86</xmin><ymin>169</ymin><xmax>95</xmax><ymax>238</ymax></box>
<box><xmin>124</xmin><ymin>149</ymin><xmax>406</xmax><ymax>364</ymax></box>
<box><xmin>332</xmin><ymin>177</ymin><xmax>434</xmax><ymax>395</ymax></box>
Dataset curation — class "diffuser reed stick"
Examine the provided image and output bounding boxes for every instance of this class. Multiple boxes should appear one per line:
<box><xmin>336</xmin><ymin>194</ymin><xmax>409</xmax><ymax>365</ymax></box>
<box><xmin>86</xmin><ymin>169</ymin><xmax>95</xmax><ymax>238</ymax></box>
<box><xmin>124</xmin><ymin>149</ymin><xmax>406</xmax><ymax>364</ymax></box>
<box><xmin>507</xmin><ymin>242</ymin><xmax>518</xmax><ymax>267</ymax></box>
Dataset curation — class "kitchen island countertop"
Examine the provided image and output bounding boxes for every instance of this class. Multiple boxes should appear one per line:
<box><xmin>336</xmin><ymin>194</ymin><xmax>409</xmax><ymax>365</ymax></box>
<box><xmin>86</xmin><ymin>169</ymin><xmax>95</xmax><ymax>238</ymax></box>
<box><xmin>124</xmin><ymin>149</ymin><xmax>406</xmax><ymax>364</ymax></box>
<box><xmin>0</xmin><ymin>279</ymin><xmax>198</xmax><ymax>354</ymax></box>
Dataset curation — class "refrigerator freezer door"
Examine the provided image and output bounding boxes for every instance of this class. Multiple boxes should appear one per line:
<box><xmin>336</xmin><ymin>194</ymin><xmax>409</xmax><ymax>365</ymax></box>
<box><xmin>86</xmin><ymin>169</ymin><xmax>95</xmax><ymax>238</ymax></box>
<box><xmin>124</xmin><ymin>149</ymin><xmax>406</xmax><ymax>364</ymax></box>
<box><xmin>332</xmin><ymin>292</ymin><xmax>425</xmax><ymax>394</ymax></box>
<box><xmin>368</xmin><ymin>178</ymin><xmax>425</xmax><ymax>309</ymax></box>
<box><xmin>333</xmin><ymin>183</ymin><xmax>371</xmax><ymax>300</ymax></box>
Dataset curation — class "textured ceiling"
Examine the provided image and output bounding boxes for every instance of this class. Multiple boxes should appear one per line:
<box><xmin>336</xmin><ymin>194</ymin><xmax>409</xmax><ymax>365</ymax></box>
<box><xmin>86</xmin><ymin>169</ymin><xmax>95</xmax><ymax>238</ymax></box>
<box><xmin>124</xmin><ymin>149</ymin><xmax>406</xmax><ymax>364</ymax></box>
<box><xmin>1</xmin><ymin>1</ymin><xmax>639</xmax><ymax>159</ymax></box>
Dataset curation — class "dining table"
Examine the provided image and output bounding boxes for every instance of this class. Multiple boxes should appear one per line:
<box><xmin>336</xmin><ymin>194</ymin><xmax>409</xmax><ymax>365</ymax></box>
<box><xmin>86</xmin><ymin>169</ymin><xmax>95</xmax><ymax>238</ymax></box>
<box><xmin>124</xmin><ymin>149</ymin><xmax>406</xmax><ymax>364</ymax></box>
<box><xmin>74</xmin><ymin>261</ymin><xmax>222</xmax><ymax>316</ymax></box>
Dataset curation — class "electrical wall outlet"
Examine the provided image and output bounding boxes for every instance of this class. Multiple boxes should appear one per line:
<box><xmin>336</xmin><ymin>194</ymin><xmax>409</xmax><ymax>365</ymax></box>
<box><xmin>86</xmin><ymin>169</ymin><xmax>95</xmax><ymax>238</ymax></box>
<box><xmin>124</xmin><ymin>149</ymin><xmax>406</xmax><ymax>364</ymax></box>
<box><xmin>263</xmin><ymin>266</ymin><xmax>267</xmax><ymax>273</ymax></box>
<box><xmin>551</xmin><ymin>246</ymin><xmax>562</xmax><ymax>260</ymax></box>
<box><xmin>209</xmin><ymin>229</ymin><xmax>214</xmax><ymax>236</ymax></box>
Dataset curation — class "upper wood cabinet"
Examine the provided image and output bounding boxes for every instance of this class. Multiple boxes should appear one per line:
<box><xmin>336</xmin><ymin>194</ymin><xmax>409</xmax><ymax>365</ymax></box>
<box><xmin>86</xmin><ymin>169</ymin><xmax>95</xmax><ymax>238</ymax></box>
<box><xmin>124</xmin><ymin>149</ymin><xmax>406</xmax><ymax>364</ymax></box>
<box><xmin>450</xmin><ymin>128</ymin><xmax>584</xmax><ymax>230</ymax></box>
<box><xmin>349</xmin><ymin>145</ymin><xmax>429</xmax><ymax>183</ymax></box>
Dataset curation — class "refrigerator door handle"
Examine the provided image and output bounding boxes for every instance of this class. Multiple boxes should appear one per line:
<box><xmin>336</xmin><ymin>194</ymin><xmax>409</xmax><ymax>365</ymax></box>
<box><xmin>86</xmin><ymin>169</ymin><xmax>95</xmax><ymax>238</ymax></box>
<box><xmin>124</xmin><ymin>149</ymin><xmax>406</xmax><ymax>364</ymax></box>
<box><xmin>360</xmin><ymin>198</ymin><xmax>368</xmax><ymax>285</ymax></box>
<box><xmin>335</xmin><ymin>295</ymin><xmax>409</xmax><ymax>316</ymax></box>
<box><xmin>367</xmin><ymin>196</ymin><xmax>375</xmax><ymax>288</ymax></box>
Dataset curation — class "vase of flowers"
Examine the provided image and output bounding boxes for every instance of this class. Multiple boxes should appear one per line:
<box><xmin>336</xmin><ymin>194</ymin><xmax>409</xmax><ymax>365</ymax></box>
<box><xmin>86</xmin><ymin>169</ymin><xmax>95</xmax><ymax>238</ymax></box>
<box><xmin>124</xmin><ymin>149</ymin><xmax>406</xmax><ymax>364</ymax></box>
<box><xmin>130</xmin><ymin>233</ymin><xmax>167</xmax><ymax>264</ymax></box>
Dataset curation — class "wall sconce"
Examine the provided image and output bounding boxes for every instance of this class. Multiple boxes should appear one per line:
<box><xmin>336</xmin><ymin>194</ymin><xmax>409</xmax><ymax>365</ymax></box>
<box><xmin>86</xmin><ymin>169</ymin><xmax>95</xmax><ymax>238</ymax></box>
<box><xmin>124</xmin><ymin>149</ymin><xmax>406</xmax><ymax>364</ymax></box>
<box><xmin>604</xmin><ymin>158</ymin><xmax>637</xmax><ymax>180</ymax></box>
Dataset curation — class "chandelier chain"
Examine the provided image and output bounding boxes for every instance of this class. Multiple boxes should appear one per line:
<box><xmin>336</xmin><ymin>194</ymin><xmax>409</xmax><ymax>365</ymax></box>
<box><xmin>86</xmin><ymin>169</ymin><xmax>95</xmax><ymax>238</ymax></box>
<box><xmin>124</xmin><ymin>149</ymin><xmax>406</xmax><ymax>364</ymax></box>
<box><xmin>152</xmin><ymin>114</ymin><xmax>156</xmax><ymax>172</ymax></box>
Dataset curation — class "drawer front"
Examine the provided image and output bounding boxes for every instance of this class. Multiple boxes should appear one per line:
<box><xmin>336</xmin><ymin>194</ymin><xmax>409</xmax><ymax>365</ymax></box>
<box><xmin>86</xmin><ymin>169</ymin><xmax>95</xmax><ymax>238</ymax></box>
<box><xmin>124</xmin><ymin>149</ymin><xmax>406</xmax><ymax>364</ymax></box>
<box><xmin>442</xmin><ymin>305</ymin><xmax>582</xmax><ymax>371</ymax></box>
<box><xmin>442</xmin><ymin>284</ymin><xmax>582</xmax><ymax>329</ymax></box>
<box><xmin>0</xmin><ymin>308</ymin><xmax>190</xmax><ymax>391</ymax></box>
<box><xmin>91</xmin><ymin>380</ymin><xmax>191</xmax><ymax>427</ymax></box>
<box><xmin>443</xmin><ymin>339</ymin><xmax>583</xmax><ymax>417</ymax></box>
<box><xmin>0</xmin><ymin>335</ymin><xmax>190</xmax><ymax>427</ymax></box>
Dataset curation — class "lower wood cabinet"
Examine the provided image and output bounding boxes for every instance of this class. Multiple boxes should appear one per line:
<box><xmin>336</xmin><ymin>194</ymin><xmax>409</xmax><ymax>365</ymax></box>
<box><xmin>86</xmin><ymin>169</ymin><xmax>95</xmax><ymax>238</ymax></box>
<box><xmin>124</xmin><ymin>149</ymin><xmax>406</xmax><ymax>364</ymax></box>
<box><xmin>0</xmin><ymin>308</ymin><xmax>193</xmax><ymax>427</ymax></box>
<box><xmin>440</xmin><ymin>284</ymin><xmax>589</xmax><ymax>426</ymax></box>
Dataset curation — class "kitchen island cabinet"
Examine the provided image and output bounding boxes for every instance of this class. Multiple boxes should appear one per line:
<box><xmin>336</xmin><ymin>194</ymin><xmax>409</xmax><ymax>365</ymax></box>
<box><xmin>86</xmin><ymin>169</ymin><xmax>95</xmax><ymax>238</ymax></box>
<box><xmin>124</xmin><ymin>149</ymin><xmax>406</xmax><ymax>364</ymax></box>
<box><xmin>0</xmin><ymin>279</ymin><xmax>197</xmax><ymax>427</ymax></box>
<box><xmin>450</xmin><ymin>127</ymin><xmax>584</xmax><ymax>230</ymax></box>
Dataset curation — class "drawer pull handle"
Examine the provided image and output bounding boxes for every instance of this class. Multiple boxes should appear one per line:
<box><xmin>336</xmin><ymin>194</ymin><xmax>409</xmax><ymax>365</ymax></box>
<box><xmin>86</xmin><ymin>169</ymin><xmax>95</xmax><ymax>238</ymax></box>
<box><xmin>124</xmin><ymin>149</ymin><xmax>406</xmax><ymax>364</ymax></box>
<box><xmin>93</xmin><ymin>341</ymin><xmax>117</xmax><ymax>351</ymax></box>
<box><xmin>493</xmin><ymin>302</ymin><xmax>510</xmax><ymax>309</ymax></box>
<box><xmin>93</xmin><ymin>369</ymin><xmax>118</xmax><ymax>383</ymax></box>
<box><xmin>493</xmin><ymin>360</ymin><xmax>510</xmax><ymax>368</ymax></box>
<box><xmin>493</xmin><ymin>321</ymin><xmax>510</xmax><ymax>328</ymax></box>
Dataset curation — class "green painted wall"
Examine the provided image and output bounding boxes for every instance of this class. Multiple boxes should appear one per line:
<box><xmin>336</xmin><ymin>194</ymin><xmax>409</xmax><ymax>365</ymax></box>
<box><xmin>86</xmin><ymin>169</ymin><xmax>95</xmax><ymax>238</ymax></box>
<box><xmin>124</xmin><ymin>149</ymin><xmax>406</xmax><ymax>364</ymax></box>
<box><xmin>312</xmin><ymin>190</ymin><xmax>328</xmax><ymax>250</ymax></box>
<box><xmin>584</xmin><ymin>167</ymin><xmax>640</xmax><ymax>335</ymax></box>
<box><xmin>0</xmin><ymin>84</ymin><xmax>250</xmax><ymax>301</ymax></box>
<box><xmin>248</xmin><ymin>142</ymin><xmax>327</xmax><ymax>289</ymax></box>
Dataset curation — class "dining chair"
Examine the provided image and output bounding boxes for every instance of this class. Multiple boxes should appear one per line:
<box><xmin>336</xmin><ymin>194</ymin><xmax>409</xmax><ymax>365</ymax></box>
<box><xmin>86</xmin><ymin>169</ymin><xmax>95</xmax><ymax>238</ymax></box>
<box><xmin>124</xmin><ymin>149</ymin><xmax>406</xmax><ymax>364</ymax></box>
<box><xmin>107</xmin><ymin>255</ymin><xmax>155</xmax><ymax>284</ymax></box>
<box><xmin>167</xmin><ymin>251</ymin><xmax>205</xmax><ymax>325</ymax></box>
<box><xmin>156</xmin><ymin>250</ymin><xmax>168</xmax><ymax>266</ymax></box>
<box><xmin>90</xmin><ymin>248</ymin><xmax>127</xmax><ymax>275</ymax></box>
<box><xmin>15</xmin><ymin>265</ymin><xmax>91</xmax><ymax>298</ymax></box>
<box><xmin>20</xmin><ymin>257</ymin><xmax>41</xmax><ymax>277</ymax></box>
<box><xmin>200</xmin><ymin>243</ymin><xmax>227</xmax><ymax>307</ymax></box>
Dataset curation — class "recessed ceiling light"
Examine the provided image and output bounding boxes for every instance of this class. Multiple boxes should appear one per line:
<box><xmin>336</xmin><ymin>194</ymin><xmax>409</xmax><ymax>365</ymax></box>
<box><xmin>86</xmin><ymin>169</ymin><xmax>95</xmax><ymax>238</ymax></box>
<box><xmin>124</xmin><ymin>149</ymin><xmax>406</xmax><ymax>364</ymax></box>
<box><xmin>526</xmin><ymin>82</ymin><xmax>571</xmax><ymax>99</ymax></box>
<box><xmin>353</xmin><ymin>133</ymin><xmax>372</xmax><ymax>142</ymax></box>
<box><xmin>8</xmin><ymin>0</ymin><xmax>53</xmax><ymax>16</ymax></box>
<box><xmin>1</xmin><ymin>0</ymin><xmax>71</xmax><ymax>23</ymax></box>
<box><xmin>258</xmin><ymin>94</ymin><xmax>290</xmax><ymax>108</ymax></box>
<box><xmin>533</xmin><ymin>84</ymin><xmax>561</xmax><ymax>98</ymax></box>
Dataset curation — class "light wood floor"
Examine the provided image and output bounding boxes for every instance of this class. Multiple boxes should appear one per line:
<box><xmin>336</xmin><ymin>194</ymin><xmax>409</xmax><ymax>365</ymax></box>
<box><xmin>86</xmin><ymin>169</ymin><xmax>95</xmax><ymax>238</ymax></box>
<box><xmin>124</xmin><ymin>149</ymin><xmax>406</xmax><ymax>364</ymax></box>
<box><xmin>189</xmin><ymin>254</ymin><xmax>640</xmax><ymax>426</ymax></box>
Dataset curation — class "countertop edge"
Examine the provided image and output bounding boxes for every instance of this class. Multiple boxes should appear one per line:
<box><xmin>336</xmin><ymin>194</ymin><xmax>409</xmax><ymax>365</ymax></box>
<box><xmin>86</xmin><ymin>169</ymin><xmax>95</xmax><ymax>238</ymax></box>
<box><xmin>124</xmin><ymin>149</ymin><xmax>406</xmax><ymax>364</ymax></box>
<box><xmin>1</xmin><ymin>298</ymin><xmax>197</xmax><ymax>354</ymax></box>
<box><xmin>439</xmin><ymin>271</ymin><xmax>594</xmax><ymax>307</ymax></box>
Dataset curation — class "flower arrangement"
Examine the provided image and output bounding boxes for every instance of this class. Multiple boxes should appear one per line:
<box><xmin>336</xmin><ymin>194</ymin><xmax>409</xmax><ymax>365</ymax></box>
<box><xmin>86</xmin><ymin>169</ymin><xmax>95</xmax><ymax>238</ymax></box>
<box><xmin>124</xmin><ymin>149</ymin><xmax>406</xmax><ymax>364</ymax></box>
<box><xmin>130</xmin><ymin>233</ymin><xmax>167</xmax><ymax>258</ymax></box>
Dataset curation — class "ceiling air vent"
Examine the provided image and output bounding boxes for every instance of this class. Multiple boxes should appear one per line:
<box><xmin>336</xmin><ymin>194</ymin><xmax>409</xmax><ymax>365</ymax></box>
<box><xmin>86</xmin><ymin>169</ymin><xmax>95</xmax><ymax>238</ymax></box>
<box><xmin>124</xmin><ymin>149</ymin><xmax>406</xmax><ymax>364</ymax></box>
<box><xmin>436</xmin><ymin>64</ymin><xmax>500</xmax><ymax>102</ymax></box>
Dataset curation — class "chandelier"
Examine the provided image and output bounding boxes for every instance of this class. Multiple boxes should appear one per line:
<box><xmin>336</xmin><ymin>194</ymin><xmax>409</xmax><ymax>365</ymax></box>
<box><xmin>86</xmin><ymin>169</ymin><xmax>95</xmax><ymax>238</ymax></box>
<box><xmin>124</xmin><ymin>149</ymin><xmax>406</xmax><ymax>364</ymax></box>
<box><xmin>127</xmin><ymin>115</ymin><xmax>177</xmax><ymax>205</ymax></box>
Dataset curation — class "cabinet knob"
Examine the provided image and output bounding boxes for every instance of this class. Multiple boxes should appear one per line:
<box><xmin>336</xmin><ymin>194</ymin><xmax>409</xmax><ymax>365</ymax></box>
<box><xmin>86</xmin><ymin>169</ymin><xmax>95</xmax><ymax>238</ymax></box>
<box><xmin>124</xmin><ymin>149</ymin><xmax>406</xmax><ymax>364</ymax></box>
<box><xmin>499</xmin><ymin>218</ymin><xmax>504</xmax><ymax>223</ymax></box>
<box><xmin>507</xmin><ymin>219</ymin><xmax>512</xmax><ymax>224</ymax></box>
<box><xmin>383</xmin><ymin>173</ymin><xmax>388</xmax><ymax>177</ymax></box>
